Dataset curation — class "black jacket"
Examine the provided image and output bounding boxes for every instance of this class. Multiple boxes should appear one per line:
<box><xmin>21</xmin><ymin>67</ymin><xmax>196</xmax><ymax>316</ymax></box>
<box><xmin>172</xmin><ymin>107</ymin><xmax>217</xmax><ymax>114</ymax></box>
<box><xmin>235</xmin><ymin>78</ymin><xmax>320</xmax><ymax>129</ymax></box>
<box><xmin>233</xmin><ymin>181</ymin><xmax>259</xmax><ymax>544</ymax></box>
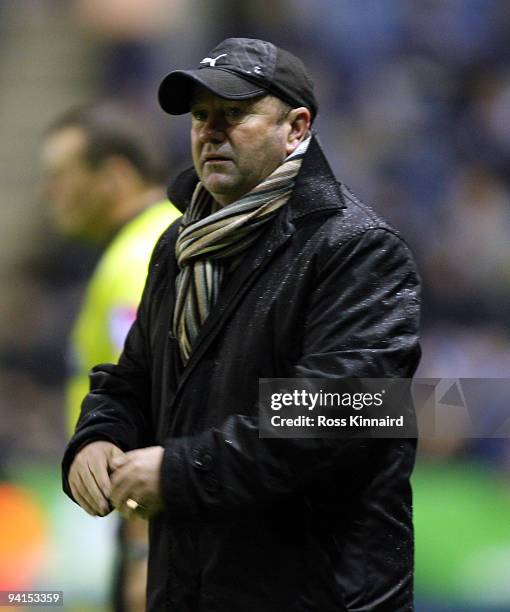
<box><xmin>63</xmin><ymin>136</ymin><xmax>421</xmax><ymax>611</ymax></box>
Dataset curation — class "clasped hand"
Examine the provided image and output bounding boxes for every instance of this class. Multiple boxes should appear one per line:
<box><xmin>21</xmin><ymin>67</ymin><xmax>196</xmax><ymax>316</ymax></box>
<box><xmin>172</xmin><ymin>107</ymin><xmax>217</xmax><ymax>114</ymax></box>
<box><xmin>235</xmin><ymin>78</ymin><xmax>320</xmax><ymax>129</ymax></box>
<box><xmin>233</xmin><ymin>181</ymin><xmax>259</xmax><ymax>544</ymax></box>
<box><xmin>68</xmin><ymin>441</ymin><xmax>164</xmax><ymax>519</ymax></box>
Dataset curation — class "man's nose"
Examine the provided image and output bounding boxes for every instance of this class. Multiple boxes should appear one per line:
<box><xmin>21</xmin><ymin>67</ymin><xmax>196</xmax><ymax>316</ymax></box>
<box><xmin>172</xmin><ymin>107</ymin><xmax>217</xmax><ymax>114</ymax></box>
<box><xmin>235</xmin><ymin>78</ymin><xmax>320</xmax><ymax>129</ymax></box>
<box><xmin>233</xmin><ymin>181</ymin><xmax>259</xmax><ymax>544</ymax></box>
<box><xmin>199</xmin><ymin>113</ymin><xmax>227</xmax><ymax>143</ymax></box>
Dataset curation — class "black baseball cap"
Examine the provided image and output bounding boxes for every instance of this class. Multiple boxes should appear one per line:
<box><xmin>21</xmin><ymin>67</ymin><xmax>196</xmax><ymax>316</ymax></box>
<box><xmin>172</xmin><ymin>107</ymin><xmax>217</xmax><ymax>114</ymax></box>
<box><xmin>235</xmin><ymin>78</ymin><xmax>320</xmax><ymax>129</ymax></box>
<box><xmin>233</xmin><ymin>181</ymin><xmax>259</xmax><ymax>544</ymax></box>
<box><xmin>158</xmin><ymin>37</ymin><xmax>318</xmax><ymax>120</ymax></box>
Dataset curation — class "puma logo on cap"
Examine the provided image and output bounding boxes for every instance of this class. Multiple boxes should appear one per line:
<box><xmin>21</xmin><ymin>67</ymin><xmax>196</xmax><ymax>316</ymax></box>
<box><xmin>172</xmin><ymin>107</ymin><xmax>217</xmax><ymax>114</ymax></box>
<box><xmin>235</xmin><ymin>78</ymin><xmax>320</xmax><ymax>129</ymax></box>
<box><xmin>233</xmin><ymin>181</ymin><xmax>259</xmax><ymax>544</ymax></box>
<box><xmin>200</xmin><ymin>54</ymin><xmax>227</xmax><ymax>67</ymax></box>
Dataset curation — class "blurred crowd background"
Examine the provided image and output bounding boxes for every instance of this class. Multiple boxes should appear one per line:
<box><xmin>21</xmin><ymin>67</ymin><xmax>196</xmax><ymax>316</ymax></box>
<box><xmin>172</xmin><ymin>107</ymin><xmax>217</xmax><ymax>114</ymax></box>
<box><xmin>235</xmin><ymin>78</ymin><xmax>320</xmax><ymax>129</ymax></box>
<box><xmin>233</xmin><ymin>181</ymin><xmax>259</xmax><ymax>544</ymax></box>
<box><xmin>1</xmin><ymin>1</ymin><xmax>510</xmax><ymax>610</ymax></box>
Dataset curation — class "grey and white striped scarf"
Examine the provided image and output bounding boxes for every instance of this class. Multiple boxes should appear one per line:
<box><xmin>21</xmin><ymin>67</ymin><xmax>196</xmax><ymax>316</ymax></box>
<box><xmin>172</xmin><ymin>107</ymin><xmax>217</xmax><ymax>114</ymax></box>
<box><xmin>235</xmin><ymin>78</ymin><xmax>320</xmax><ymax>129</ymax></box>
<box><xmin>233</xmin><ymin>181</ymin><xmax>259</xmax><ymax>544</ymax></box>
<box><xmin>173</xmin><ymin>135</ymin><xmax>310</xmax><ymax>363</ymax></box>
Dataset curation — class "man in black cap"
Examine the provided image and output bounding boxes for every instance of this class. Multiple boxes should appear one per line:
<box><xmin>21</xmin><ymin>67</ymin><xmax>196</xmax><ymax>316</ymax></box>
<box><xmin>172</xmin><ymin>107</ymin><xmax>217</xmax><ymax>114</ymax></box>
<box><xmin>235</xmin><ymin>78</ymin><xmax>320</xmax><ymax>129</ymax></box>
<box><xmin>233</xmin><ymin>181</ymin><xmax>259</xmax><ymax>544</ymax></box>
<box><xmin>62</xmin><ymin>38</ymin><xmax>421</xmax><ymax>611</ymax></box>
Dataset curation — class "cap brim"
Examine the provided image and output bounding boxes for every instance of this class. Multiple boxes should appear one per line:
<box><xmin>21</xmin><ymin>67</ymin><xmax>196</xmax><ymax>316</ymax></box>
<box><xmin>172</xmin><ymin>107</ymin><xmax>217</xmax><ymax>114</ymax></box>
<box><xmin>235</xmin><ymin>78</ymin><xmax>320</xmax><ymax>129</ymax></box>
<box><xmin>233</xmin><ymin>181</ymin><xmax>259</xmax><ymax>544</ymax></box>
<box><xmin>158</xmin><ymin>69</ymin><xmax>266</xmax><ymax>115</ymax></box>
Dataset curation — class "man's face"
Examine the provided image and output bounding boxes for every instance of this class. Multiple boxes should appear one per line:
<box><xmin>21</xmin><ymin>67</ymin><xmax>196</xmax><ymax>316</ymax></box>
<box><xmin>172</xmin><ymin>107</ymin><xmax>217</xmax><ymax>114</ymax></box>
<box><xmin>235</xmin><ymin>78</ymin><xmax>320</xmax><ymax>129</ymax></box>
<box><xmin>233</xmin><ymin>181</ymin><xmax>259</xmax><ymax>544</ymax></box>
<box><xmin>190</xmin><ymin>87</ymin><xmax>291</xmax><ymax>206</ymax></box>
<box><xmin>40</xmin><ymin>127</ymin><xmax>109</xmax><ymax>240</ymax></box>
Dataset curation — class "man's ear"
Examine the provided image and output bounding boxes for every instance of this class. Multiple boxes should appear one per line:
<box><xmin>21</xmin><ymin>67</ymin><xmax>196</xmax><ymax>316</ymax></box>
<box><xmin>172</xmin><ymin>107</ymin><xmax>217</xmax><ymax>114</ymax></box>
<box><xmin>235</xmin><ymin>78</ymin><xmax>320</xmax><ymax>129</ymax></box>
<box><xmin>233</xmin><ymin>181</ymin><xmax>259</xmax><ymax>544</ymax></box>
<box><xmin>285</xmin><ymin>107</ymin><xmax>311</xmax><ymax>155</ymax></box>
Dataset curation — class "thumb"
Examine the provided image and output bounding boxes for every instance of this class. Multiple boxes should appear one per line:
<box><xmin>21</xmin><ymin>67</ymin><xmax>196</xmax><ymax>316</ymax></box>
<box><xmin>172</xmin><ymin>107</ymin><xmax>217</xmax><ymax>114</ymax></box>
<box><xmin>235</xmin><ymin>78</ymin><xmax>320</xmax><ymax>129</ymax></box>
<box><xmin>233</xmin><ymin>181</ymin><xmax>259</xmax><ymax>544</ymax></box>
<box><xmin>109</xmin><ymin>447</ymin><xmax>127</xmax><ymax>471</ymax></box>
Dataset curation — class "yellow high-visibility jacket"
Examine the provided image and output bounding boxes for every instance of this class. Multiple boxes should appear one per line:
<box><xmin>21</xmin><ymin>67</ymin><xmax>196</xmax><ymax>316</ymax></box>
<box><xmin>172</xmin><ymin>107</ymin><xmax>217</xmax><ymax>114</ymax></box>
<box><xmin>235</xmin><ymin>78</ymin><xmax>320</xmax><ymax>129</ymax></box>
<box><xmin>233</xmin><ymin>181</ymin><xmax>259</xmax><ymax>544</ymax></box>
<box><xmin>67</xmin><ymin>200</ymin><xmax>180</xmax><ymax>432</ymax></box>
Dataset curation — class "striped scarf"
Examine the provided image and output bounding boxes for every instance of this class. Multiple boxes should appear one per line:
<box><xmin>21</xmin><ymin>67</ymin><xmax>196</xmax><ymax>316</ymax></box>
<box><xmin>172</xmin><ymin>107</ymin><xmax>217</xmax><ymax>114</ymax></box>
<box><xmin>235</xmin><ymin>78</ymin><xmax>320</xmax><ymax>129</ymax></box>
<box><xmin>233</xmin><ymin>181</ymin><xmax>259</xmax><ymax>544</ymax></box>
<box><xmin>173</xmin><ymin>135</ymin><xmax>310</xmax><ymax>363</ymax></box>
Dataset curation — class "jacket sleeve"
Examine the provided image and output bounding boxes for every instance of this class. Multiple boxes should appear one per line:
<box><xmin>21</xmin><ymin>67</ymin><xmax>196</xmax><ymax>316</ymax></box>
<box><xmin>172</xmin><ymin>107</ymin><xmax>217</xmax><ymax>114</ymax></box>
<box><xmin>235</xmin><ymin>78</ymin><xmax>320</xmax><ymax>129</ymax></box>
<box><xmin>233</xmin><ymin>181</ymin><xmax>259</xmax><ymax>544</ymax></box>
<box><xmin>61</xmin><ymin>229</ymin><xmax>171</xmax><ymax>500</ymax></box>
<box><xmin>160</xmin><ymin>228</ymin><xmax>421</xmax><ymax>521</ymax></box>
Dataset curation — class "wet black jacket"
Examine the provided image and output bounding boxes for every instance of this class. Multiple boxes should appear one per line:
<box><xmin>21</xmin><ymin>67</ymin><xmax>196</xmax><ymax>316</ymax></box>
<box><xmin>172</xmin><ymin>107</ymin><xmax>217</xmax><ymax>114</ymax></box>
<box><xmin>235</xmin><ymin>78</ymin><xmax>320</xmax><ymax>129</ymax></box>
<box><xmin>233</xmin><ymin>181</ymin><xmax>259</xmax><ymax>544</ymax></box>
<box><xmin>63</xmin><ymin>136</ymin><xmax>421</xmax><ymax>611</ymax></box>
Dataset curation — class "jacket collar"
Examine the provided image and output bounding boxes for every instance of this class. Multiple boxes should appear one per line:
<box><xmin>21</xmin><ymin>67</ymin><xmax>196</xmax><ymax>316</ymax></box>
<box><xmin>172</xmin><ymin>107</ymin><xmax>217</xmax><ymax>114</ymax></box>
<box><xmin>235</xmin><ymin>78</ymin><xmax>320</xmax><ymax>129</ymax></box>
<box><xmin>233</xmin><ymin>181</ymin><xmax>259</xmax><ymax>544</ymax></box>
<box><xmin>166</xmin><ymin>133</ymin><xmax>346</xmax><ymax>217</ymax></box>
<box><xmin>288</xmin><ymin>133</ymin><xmax>346</xmax><ymax>218</ymax></box>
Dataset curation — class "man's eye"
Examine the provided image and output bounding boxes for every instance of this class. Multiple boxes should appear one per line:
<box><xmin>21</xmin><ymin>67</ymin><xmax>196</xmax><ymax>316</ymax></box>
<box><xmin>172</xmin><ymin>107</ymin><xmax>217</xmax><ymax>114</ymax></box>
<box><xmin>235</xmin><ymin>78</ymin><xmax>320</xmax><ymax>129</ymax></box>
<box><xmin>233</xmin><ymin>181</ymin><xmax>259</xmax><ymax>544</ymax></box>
<box><xmin>225</xmin><ymin>107</ymin><xmax>244</xmax><ymax>121</ymax></box>
<box><xmin>192</xmin><ymin>110</ymin><xmax>207</xmax><ymax>121</ymax></box>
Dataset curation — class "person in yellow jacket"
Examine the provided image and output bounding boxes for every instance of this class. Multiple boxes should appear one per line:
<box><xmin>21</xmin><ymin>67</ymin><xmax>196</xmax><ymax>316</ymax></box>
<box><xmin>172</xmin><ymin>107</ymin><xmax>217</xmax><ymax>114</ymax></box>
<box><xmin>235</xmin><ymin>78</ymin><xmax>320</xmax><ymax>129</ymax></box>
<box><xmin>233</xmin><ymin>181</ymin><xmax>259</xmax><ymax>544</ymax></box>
<box><xmin>41</xmin><ymin>102</ymin><xmax>180</xmax><ymax>611</ymax></box>
<box><xmin>67</xmin><ymin>200</ymin><xmax>176</xmax><ymax>432</ymax></box>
